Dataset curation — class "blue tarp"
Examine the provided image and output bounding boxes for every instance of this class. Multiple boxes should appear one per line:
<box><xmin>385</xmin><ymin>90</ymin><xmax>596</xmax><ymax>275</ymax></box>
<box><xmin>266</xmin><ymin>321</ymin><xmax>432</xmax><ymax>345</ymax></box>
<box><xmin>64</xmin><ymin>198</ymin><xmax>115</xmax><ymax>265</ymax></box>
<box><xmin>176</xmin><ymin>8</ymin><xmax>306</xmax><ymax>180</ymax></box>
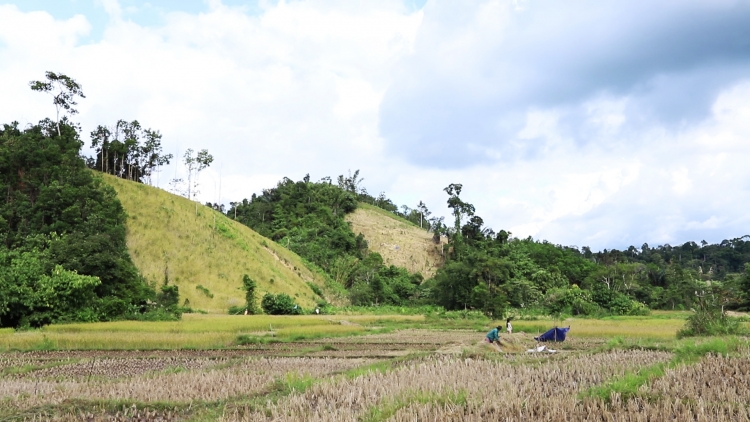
<box><xmin>534</xmin><ymin>327</ymin><xmax>569</xmax><ymax>342</ymax></box>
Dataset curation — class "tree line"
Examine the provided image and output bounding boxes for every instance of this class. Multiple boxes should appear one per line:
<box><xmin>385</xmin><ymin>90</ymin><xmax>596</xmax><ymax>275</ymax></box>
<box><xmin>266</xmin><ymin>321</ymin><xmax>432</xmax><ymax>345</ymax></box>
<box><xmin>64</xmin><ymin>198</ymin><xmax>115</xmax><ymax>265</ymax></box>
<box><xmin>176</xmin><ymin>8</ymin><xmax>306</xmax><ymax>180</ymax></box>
<box><xmin>0</xmin><ymin>72</ymin><xmax>184</xmax><ymax>328</ymax></box>
<box><xmin>229</xmin><ymin>174</ymin><xmax>750</xmax><ymax>317</ymax></box>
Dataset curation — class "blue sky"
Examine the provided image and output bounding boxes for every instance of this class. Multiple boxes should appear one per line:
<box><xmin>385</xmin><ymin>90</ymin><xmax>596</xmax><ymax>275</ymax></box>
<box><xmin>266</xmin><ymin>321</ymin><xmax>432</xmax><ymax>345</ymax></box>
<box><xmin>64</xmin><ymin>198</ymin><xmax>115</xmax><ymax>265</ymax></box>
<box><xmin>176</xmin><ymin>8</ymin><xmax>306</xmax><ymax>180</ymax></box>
<box><xmin>1</xmin><ymin>0</ymin><xmax>750</xmax><ymax>250</ymax></box>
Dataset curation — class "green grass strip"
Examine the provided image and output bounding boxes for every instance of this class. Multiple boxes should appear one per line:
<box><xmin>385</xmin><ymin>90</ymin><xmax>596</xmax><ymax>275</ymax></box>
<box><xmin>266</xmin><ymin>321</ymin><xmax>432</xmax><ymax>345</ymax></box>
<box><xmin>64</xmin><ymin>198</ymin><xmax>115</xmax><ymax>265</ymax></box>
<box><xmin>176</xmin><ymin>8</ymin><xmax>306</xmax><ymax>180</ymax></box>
<box><xmin>580</xmin><ymin>336</ymin><xmax>745</xmax><ymax>403</ymax></box>
<box><xmin>361</xmin><ymin>389</ymin><xmax>468</xmax><ymax>422</ymax></box>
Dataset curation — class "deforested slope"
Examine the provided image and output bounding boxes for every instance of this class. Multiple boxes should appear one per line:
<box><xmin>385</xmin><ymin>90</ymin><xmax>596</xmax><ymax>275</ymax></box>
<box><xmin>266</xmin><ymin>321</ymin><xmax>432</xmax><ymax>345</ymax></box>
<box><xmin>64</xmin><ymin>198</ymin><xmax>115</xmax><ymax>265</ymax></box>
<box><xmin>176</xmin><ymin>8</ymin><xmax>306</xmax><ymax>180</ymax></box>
<box><xmin>345</xmin><ymin>203</ymin><xmax>446</xmax><ymax>278</ymax></box>
<box><xmin>103</xmin><ymin>174</ymin><xmax>326</xmax><ymax>313</ymax></box>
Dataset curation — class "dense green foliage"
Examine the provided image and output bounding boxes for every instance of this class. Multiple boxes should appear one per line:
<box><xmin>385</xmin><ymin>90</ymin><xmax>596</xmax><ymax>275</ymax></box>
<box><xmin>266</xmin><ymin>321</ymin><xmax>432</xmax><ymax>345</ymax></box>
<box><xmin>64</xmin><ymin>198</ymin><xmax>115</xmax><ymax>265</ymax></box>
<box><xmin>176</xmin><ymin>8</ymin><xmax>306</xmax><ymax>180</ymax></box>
<box><xmin>228</xmin><ymin>176</ymin><xmax>363</xmax><ymax>269</ymax></box>
<box><xmin>0</xmin><ymin>119</ymin><xmax>166</xmax><ymax>327</ymax></box>
<box><xmin>426</xmin><ymin>184</ymin><xmax>750</xmax><ymax>317</ymax></box>
<box><xmin>227</xmin><ymin>175</ymin><xmax>423</xmax><ymax>306</ymax></box>
<box><xmin>242</xmin><ymin>274</ymin><xmax>260</xmax><ymax>314</ymax></box>
<box><xmin>261</xmin><ymin>293</ymin><xmax>302</xmax><ymax>315</ymax></box>
<box><xmin>87</xmin><ymin>119</ymin><xmax>172</xmax><ymax>185</ymax></box>
<box><xmin>230</xmin><ymin>173</ymin><xmax>750</xmax><ymax>316</ymax></box>
<box><xmin>676</xmin><ymin>275</ymin><xmax>747</xmax><ymax>338</ymax></box>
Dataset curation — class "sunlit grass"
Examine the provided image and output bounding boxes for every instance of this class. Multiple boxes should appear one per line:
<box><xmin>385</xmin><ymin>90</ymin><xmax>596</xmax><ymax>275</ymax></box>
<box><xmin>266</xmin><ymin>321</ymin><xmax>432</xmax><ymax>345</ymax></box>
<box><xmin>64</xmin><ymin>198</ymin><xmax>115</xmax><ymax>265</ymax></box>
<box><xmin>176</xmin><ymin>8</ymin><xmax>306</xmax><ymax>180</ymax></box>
<box><xmin>102</xmin><ymin>174</ymin><xmax>330</xmax><ymax>313</ymax></box>
<box><xmin>333</xmin><ymin>315</ymin><xmax>424</xmax><ymax>324</ymax></box>
<box><xmin>0</xmin><ymin>312</ymin><xmax>703</xmax><ymax>350</ymax></box>
<box><xmin>0</xmin><ymin>314</ymin><xmax>415</xmax><ymax>350</ymax></box>
<box><xmin>346</xmin><ymin>203</ymin><xmax>446</xmax><ymax>279</ymax></box>
<box><xmin>512</xmin><ymin>316</ymin><xmax>685</xmax><ymax>339</ymax></box>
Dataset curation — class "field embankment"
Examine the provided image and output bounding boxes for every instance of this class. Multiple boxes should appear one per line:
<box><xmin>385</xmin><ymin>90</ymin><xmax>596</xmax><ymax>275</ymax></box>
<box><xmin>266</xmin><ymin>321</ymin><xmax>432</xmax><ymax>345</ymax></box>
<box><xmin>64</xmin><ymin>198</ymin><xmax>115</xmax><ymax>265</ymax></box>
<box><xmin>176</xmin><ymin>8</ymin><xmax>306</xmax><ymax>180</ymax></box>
<box><xmin>346</xmin><ymin>203</ymin><xmax>446</xmax><ymax>278</ymax></box>
<box><xmin>102</xmin><ymin>174</ymin><xmax>328</xmax><ymax>312</ymax></box>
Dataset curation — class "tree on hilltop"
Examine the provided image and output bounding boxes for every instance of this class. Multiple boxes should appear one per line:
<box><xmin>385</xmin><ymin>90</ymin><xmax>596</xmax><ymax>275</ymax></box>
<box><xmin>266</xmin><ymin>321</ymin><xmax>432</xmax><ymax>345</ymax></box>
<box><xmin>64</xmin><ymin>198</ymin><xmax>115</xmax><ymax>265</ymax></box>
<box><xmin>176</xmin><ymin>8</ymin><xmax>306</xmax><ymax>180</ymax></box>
<box><xmin>29</xmin><ymin>71</ymin><xmax>85</xmax><ymax>137</ymax></box>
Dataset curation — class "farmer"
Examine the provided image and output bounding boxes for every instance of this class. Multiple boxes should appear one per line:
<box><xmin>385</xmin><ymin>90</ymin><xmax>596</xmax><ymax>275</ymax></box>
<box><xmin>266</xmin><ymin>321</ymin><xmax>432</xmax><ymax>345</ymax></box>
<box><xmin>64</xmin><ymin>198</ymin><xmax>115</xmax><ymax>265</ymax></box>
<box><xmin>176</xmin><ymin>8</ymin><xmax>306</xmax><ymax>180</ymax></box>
<box><xmin>506</xmin><ymin>317</ymin><xmax>513</xmax><ymax>334</ymax></box>
<box><xmin>485</xmin><ymin>325</ymin><xmax>502</xmax><ymax>345</ymax></box>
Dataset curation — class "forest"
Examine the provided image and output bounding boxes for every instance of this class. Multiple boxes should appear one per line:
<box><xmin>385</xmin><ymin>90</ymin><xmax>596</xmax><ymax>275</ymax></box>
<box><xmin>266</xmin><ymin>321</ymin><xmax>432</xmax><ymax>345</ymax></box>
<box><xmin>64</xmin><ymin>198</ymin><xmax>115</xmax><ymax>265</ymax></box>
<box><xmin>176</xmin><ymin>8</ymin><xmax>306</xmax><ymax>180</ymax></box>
<box><xmin>227</xmin><ymin>177</ymin><xmax>750</xmax><ymax>317</ymax></box>
<box><xmin>0</xmin><ymin>73</ymin><xmax>181</xmax><ymax>328</ymax></box>
<box><xmin>2</xmin><ymin>71</ymin><xmax>750</xmax><ymax>328</ymax></box>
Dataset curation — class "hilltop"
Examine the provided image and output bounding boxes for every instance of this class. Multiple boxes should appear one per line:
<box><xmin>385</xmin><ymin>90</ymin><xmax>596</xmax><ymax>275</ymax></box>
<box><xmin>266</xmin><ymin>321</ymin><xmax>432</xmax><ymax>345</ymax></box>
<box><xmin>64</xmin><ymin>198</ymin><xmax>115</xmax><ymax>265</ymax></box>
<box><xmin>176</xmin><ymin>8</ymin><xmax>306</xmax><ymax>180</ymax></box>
<box><xmin>345</xmin><ymin>203</ymin><xmax>446</xmax><ymax>278</ymax></box>
<box><xmin>102</xmin><ymin>174</ymin><xmax>329</xmax><ymax>313</ymax></box>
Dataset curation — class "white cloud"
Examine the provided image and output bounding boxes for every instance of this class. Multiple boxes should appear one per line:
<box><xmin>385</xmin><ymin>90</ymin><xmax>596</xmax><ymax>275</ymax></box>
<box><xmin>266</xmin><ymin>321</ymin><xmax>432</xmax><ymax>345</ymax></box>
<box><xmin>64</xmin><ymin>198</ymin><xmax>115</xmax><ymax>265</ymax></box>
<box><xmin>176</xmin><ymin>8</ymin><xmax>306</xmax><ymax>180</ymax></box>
<box><xmin>97</xmin><ymin>0</ymin><xmax>122</xmax><ymax>19</ymax></box>
<box><xmin>1</xmin><ymin>1</ymin><xmax>749</xmax><ymax>251</ymax></box>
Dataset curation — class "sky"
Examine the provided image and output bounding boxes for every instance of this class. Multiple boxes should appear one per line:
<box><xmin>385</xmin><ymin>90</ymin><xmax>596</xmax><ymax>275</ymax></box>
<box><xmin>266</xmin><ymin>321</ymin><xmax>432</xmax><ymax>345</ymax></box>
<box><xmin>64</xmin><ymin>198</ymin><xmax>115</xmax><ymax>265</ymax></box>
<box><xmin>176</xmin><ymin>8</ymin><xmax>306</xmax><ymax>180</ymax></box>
<box><xmin>1</xmin><ymin>0</ymin><xmax>750</xmax><ymax>251</ymax></box>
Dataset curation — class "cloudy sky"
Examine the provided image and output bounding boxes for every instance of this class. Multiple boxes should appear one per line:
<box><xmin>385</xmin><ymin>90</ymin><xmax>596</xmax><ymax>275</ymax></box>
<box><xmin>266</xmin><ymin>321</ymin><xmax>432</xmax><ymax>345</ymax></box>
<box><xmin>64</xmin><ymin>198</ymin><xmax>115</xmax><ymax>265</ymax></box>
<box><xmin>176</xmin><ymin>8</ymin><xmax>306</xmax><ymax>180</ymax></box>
<box><xmin>2</xmin><ymin>0</ymin><xmax>750</xmax><ymax>250</ymax></box>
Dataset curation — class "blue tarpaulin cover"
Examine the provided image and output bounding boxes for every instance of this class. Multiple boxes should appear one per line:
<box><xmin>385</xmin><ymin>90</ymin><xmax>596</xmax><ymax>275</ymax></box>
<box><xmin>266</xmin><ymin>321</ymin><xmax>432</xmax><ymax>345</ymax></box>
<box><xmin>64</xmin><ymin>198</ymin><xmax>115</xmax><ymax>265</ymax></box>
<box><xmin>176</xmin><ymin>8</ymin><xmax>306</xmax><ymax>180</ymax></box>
<box><xmin>534</xmin><ymin>327</ymin><xmax>569</xmax><ymax>342</ymax></box>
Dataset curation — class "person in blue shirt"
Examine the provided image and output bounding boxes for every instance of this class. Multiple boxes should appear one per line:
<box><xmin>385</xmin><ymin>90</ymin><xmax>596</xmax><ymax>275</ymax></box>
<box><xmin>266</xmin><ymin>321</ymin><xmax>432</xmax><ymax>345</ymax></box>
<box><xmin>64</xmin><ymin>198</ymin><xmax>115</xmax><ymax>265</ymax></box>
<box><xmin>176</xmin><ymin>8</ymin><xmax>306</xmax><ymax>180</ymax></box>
<box><xmin>485</xmin><ymin>325</ymin><xmax>502</xmax><ymax>344</ymax></box>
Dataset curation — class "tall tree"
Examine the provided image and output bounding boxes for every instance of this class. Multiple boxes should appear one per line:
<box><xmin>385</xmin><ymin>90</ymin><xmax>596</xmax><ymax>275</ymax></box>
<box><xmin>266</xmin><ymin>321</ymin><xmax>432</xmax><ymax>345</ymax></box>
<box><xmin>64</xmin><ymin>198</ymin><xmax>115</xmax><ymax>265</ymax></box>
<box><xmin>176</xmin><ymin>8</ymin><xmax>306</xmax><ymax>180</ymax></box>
<box><xmin>29</xmin><ymin>72</ymin><xmax>85</xmax><ymax>137</ymax></box>
<box><xmin>183</xmin><ymin>148</ymin><xmax>214</xmax><ymax>200</ymax></box>
<box><xmin>443</xmin><ymin>183</ymin><xmax>475</xmax><ymax>259</ymax></box>
<box><xmin>417</xmin><ymin>200</ymin><xmax>431</xmax><ymax>229</ymax></box>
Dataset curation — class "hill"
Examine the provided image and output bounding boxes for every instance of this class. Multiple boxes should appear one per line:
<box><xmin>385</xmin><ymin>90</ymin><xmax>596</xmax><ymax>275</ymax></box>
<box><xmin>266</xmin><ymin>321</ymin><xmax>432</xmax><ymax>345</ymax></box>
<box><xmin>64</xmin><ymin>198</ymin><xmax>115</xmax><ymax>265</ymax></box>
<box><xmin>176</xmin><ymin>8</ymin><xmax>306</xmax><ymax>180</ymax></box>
<box><xmin>102</xmin><ymin>174</ymin><xmax>329</xmax><ymax>313</ymax></box>
<box><xmin>345</xmin><ymin>203</ymin><xmax>446</xmax><ymax>278</ymax></box>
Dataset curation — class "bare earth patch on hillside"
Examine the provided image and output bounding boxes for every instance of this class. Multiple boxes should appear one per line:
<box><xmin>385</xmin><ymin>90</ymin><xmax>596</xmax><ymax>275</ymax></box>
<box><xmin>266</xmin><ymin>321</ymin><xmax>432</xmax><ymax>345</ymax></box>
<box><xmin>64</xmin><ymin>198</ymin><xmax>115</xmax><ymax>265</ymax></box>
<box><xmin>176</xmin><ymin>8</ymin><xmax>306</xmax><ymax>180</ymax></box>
<box><xmin>346</xmin><ymin>204</ymin><xmax>447</xmax><ymax>278</ymax></box>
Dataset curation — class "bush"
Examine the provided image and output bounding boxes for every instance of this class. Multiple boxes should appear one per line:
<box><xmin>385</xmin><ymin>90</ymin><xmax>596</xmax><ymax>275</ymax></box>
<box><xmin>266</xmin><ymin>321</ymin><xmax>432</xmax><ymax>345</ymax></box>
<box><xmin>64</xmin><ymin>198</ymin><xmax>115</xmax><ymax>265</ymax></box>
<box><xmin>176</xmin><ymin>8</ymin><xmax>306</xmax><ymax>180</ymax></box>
<box><xmin>156</xmin><ymin>285</ymin><xmax>180</xmax><ymax>309</ymax></box>
<box><xmin>307</xmin><ymin>282</ymin><xmax>324</xmax><ymax>299</ymax></box>
<box><xmin>242</xmin><ymin>274</ymin><xmax>259</xmax><ymax>314</ymax></box>
<box><xmin>677</xmin><ymin>308</ymin><xmax>744</xmax><ymax>338</ymax></box>
<box><xmin>261</xmin><ymin>293</ymin><xmax>302</xmax><ymax>315</ymax></box>
<box><xmin>228</xmin><ymin>305</ymin><xmax>245</xmax><ymax>315</ymax></box>
<box><xmin>195</xmin><ymin>284</ymin><xmax>214</xmax><ymax>298</ymax></box>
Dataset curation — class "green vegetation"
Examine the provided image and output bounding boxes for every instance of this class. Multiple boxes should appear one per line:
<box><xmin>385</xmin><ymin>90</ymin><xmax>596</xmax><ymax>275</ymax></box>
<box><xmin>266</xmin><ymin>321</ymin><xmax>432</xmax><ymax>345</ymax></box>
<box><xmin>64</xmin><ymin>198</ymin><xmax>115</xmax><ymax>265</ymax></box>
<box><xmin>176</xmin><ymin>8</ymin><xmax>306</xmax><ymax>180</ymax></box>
<box><xmin>583</xmin><ymin>336</ymin><xmax>745</xmax><ymax>403</ymax></box>
<box><xmin>676</xmin><ymin>283</ymin><xmax>746</xmax><ymax>338</ymax></box>
<box><xmin>261</xmin><ymin>293</ymin><xmax>302</xmax><ymax>315</ymax></box>
<box><xmin>227</xmin><ymin>174</ymin><xmax>431</xmax><ymax>307</ymax></box>
<box><xmin>242</xmin><ymin>275</ymin><xmax>260</xmax><ymax>314</ymax></box>
<box><xmin>8</xmin><ymin>71</ymin><xmax>750</xmax><ymax>331</ymax></box>
<box><xmin>0</xmin><ymin>314</ymin><xmax>427</xmax><ymax>350</ymax></box>
<box><xmin>424</xmin><ymin>183</ymin><xmax>750</xmax><ymax>319</ymax></box>
<box><xmin>0</xmin><ymin>119</ymin><xmax>165</xmax><ymax>328</ymax></box>
<box><xmin>88</xmin><ymin>119</ymin><xmax>173</xmax><ymax>185</ymax></box>
<box><xmin>103</xmin><ymin>174</ymin><xmax>326</xmax><ymax>312</ymax></box>
<box><xmin>361</xmin><ymin>389</ymin><xmax>468</xmax><ymax>422</ymax></box>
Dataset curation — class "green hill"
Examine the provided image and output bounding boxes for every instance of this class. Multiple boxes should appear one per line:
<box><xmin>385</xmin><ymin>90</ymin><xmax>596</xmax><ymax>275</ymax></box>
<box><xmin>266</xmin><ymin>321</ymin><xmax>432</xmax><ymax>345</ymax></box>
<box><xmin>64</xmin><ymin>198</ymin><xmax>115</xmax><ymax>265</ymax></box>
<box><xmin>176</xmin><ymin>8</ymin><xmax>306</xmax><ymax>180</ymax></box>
<box><xmin>102</xmin><ymin>174</ymin><xmax>328</xmax><ymax>313</ymax></box>
<box><xmin>346</xmin><ymin>203</ymin><xmax>446</xmax><ymax>278</ymax></box>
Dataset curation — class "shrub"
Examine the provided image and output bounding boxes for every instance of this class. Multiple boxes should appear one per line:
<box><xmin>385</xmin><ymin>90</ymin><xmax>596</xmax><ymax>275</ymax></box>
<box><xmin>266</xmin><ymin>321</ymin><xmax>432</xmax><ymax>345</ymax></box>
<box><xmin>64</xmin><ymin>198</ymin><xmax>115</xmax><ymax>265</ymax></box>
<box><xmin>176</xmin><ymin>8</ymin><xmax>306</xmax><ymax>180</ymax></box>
<box><xmin>196</xmin><ymin>284</ymin><xmax>214</xmax><ymax>298</ymax></box>
<box><xmin>307</xmin><ymin>282</ymin><xmax>325</xmax><ymax>299</ymax></box>
<box><xmin>261</xmin><ymin>293</ymin><xmax>302</xmax><ymax>315</ymax></box>
<box><xmin>156</xmin><ymin>285</ymin><xmax>180</xmax><ymax>309</ymax></box>
<box><xmin>677</xmin><ymin>308</ymin><xmax>744</xmax><ymax>338</ymax></box>
<box><xmin>242</xmin><ymin>274</ymin><xmax>259</xmax><ymax>314</ymax></box>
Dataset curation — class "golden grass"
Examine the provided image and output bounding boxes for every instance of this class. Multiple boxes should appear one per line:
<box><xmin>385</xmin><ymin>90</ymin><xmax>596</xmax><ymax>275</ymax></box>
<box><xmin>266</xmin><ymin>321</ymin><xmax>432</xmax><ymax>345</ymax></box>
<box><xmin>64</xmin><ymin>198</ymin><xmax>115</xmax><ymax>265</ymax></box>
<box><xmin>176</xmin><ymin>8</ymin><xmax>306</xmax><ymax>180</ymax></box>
<box><xmin>101</xmin><ymin>174</ymin><xmax>329</xmax><ymax>312</ymax></box>
<box><xmin>511</xmin><ymin>316</ymin><xmax>685</xmax><ymax>339</ymax></box>
<box><xmin>345</xmin><ymin>203</ymin><xmax>447</xmax><ymax>278</ymax></box>
<box><xmin>0</xmin><ymin>314</ymin><xmax>416</xmax><ymax>350</ymax></box>
<box><xmin>228</xmin><ymin>350</ymin><xmax>673</xmax><ymax>421</ymax></box>
<box><xmin>0</xmin><ymin>357</ymin><xmax>375</xmax><ymax>411</ymax></box>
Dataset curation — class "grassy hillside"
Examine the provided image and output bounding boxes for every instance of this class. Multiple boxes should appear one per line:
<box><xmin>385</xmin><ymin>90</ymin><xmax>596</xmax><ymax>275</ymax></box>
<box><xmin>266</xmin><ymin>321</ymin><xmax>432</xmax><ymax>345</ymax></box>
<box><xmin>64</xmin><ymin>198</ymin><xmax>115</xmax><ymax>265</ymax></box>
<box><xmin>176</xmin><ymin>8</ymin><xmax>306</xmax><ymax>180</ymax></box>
<box><xmin>102</xmin><ymin>174</ymin><xmax>330</xmax><ymax>313</ymax></box>
<box><xmin>346</xmin><ymin>203</ymin><xmax>446</xmax><ymax>278</ymax></box>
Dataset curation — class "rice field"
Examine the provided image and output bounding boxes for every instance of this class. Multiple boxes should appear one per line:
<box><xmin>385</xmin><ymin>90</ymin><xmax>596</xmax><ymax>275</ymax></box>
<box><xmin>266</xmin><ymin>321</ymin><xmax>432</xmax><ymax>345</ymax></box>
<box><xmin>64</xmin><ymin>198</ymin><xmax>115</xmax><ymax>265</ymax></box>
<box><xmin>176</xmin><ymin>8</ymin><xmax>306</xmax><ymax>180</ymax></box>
<box><xmin>512</xmin><ymin>315</ymin><xmax>686</xmax><ymax>339</ymax></box>
<box><xmin>1</xmin><ymin>312</ymin><xmax>748</xmax><ymax>421</ymax></box>
<box><xmin>0</xmin><ymin>314</ymin><xmax>423</xmax><ymax>351</ymax></box>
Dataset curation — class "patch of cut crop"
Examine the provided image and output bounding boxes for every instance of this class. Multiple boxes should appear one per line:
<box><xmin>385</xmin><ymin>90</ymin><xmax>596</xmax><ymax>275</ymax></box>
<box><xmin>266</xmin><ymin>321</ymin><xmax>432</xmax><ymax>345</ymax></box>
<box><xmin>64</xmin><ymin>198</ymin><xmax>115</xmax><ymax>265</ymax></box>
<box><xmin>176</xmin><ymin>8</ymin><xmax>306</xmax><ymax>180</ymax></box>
<box><xmin>0</xmin><ymin>357</ymin><xmax>375</xmax><ymax>412</ymax></box>
<box><xmin>223</xmin><ymin>350</ymin><xmax>671</xmax><ymax>421</ymax></box>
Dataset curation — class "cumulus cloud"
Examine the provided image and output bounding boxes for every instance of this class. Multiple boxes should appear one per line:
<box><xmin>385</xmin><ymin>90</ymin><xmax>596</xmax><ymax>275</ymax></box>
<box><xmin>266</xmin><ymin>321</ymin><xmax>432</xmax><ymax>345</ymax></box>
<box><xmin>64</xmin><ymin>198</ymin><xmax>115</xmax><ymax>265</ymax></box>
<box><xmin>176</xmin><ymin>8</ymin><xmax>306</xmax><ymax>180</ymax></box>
<box><xmin>0</xmin><ymin>0</ymin><xmax>423</xmax><ymax>200</ymax></box>
<box><xmin>380</xmin><ymin>0</ymin><xmax>750</xmax><ymax>166</ymax></box>
<box><xmin>1</xmin><ymin>0</ymin><xmax>749</xmax><ymax>250</ymax></box>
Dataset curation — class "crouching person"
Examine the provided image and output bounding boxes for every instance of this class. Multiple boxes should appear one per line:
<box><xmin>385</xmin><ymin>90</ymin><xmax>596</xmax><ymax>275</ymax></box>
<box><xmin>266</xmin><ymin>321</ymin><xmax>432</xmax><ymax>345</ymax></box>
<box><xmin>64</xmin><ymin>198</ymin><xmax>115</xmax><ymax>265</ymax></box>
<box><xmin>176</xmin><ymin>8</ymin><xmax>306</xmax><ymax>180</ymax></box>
<box><xmin>484</xmin><ymin>325</ymin><xmax>503</xmax><ymax>351</ymax></box>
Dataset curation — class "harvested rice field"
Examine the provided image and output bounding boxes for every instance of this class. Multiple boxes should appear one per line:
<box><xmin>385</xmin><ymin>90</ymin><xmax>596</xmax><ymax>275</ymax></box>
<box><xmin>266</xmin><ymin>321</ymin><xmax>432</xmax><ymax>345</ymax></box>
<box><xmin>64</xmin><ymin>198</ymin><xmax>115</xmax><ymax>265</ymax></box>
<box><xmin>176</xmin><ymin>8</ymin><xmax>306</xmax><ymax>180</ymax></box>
<box><xmin>1</xmin><ymin>314</ymin><xmax>748</xmax><ymax>421</ymax></box>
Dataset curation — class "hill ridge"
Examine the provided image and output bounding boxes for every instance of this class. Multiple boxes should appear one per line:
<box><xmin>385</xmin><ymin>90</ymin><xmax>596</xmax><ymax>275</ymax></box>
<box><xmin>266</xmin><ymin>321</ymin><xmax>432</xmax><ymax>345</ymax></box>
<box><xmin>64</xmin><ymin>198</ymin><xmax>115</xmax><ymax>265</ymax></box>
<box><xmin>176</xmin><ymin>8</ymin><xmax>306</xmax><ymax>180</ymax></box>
<box><xmin>102</xmin><ymin>174</ymin><xmax>328</xmax><ymax>312</ymax></box>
